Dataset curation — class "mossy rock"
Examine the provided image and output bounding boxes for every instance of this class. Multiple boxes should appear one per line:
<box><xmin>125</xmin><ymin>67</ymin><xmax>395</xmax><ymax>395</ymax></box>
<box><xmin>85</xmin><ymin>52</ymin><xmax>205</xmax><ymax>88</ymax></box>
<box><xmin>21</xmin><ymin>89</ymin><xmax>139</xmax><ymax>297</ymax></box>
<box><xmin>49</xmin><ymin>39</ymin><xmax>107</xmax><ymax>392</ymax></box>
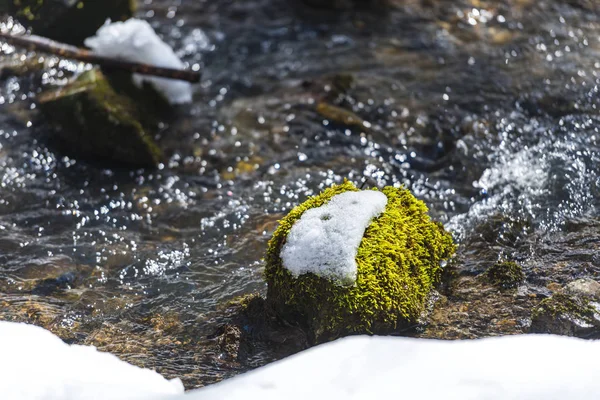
<box><xmin>104</xmin><ymin>70</ymin><xmax>174</xmax><ymax>119</ymax></box>
<box><xmin>530</xmin><ymin>293</ymin><xmax>600</xmax><ymax>337</ymax></box>
<box><xmin>482</xmin><ymin>261</ymin><xmax>525</xmax><ymax>289</ymax></box>
<box><xmin>265</xmin><ymin>181</ymin><xmax>456</xmax><ymax>343</ymax></box>
<box><xmin>6</xmin><ymin>0</ymin><xmax>135</xmax><ymax>45</ymax></box>
<box><xmin>37</xmin><ymin>68</ymin><xmax>163</xmax><ymax>167</ymax></box>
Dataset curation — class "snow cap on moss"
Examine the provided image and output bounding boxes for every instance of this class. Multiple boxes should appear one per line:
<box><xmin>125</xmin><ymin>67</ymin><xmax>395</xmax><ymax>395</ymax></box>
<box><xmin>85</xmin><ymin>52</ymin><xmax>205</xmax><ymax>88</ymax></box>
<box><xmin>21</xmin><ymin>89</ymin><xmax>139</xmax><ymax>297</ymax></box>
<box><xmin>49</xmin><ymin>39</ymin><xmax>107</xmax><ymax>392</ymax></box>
<box><xmin>266</xmin><ymin>181</ymin><xmax>455</xmax><ymax>342</ymax></box>
<box><xmin>84</xmin><ymin>19</ymin><xmax>193</xmax><ymax>104</ymax></box>
<box><xmin>281</xmin><ymin>190</ymin><xmax>388</xmax><ymax>285</ymax></box>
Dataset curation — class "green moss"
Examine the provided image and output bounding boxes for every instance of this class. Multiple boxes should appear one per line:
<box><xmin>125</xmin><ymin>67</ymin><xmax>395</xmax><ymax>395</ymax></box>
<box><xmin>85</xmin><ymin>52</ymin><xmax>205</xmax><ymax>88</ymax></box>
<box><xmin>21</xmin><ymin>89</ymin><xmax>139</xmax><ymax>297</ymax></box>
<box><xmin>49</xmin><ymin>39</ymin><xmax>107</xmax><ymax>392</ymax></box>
<box><xmin>530</xmin><ymin>293</ymin><xmax>600</xmax><ymax>336</ymax></box>
<box><xmin>483</xmin><ymin>261</ymin><xmax>525</xmax><ymax>289</ymax></box>
<box><xmin>105</xmin><ymin>71</ymin><xmax>173</xmax><ymax>118</ymax></box>
<box><xmin>265</xmin><ymin>181</ymin><xmax>455</xmax><ymax>343</ymax></box>
<box><xmin>532</xmin><ymin>293</ymin><xmax>595</xmax><ymax>321</ymax></box>
<box><xmin>38</xmin><ymin>69</ymin><xmax>163</xmax><ymax>167</ymax></box>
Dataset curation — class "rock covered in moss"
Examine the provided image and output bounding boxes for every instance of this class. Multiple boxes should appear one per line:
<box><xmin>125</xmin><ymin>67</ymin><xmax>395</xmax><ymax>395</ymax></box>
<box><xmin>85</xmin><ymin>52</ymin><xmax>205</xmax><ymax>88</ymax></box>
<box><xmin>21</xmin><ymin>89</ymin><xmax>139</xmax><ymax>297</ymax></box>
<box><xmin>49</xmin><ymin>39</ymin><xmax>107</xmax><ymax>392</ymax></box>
<box><xmin>7</xmin><ymin>0</ymin><xmax>135</xmax><ymax>45</ymax></box>
<box><xmin>37</xmin><ymin>68</ymin><xmax>163</xmax><ymax>167</ymax></box>
<box><xmin>482</xmin><ymin>261</ymin><xmax>524</xmax><ymax>289</ymax></box>
<box><xmin>265</xmin><ymin>181</ymin><xmax>455</xmax><ymax>343</ymax></box>
<box><xmin>530</xmin><ymin>279</ymin><xmax>600</xmax><ymax>337</ymax></box>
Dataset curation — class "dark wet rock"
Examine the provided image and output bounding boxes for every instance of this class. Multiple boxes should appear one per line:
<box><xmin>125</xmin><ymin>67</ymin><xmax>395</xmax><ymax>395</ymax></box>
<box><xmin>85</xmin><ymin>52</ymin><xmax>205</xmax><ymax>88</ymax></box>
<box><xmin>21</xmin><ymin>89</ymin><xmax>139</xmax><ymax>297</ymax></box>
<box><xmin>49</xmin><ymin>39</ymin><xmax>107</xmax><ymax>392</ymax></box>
<box><xmin>472</xmin><ymin>214</ymin><xmax>533</xmax><ymax>249</ymax></box>
<box><xmin>330</xmin><ymin>73</ymin><xmax>355</xmax><ymax>96</ymax></box>
<box><xmin>212</xmin><ymin>294</ymin><xmax>309</xmax><ymax>361</ymax></box>
<box><xmin>458</xmin><ymin>214</ymin><xmax>533</xmax><ymax>275</ymax></box>
<box><xmin>212</xmin><ymin>324</ymin><xmax>243</xmax><ymax>361</ymax></box>
<box><xmin>37</xmin><ymin>69</ymin><xmax>163</xmax><ymax>167</ymax></box>
<box><xmin>526</xmin><ymin>221</ymin><xmax>600</xmax><ymax>288</ymax></box>
<box><xmin>6</xmin><ymin>0</ymin><xmax>135</xmax><ymax>45</ymax></box>
<box><xmin>482</xmin><ymin>261</ymin><xmax>525</xmax><ymax>289</ymax></box>
<box><xmin>420</xmin><ymin>273</ymin><xmax>538</xmax><ymax>339</ymax></box>
<box><xmin>519</xmin><ymin>93</ymin><xmax>580</xmax><ymax>118</ymax></box>
<box><xmin>530</xmin><ymin>292</ymin><xmax>600</xmax><ymax>338</ymax></box>
<box><xmin>315</xmin><ymin>102</ymin><xmax>367</xmax><ymax>129</ymax></box>
<box><xmin>104</xmin><ymin>71</ymin><xmax>174</xmax><ymax>119</ymax></box>
<box><xmin>32</xmin><ymin>271</ymin><xmax>78</xmax><ymax>295</ymax></box>
<box><xmin>240</xmin><ymin>296</ymin><xmax>307</xmax><ymax>346</ymax></box>
<box><xmin>321</xmin><ymin>73</ymin><xmax>356</xmax><ymax>103</ymax></box>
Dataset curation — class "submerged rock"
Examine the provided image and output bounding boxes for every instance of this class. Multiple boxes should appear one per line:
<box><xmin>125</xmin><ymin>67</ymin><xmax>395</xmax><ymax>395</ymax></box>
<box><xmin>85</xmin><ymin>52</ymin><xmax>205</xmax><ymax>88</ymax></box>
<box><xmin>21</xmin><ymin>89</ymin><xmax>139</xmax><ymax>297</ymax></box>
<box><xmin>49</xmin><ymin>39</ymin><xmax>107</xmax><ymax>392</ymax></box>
<box><xmin>315</xmin><ymin>102</ymin><xmax>367</xmax><ymax>129</ymax></box>
<box><xmin>265</xmin><ymin>181</ymin><xmax>455</xmax><ymax>344</ymax></box>
<box><xmin>530</xmin><ymin>281</ymin><xmax>600</xmax><ymax>337</ymax></box>
<box><xmin>7</xmin><ymin>0</ymin><xmax>135</xmax><ymax>45</ymax></box>
<box><xmin>212</xmin><ymin>324</ymin><xmax>243</xmax><ymax>362</ymax></box>
<box><xmin>37</xmin><ymin>69</ymin><xmax>163</xmax><ymax>167</ymax></box>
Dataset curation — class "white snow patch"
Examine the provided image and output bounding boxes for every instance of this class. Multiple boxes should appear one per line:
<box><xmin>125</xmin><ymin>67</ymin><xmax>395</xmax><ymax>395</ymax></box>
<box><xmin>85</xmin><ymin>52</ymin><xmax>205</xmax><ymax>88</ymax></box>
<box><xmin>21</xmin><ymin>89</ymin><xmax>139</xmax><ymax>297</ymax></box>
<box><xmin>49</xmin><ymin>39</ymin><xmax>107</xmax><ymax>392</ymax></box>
<box><xmin>0</xmin><ymin>321</ymin><xmax>184</xmax><ymax>400</ymax></box>
<box><xmin>183</xmin><ymin>334</ymin><xmax>600</xmax><ymax>400</ymax></box>
<box><xmin>84</xmin><ymin>19</ymin><xmax>193</xmax><ymax>104</ymax></box>
<box><xmin>280</xmin><ymin>190</ymin><xmax>388</xmax><ymax>285</ymax></box>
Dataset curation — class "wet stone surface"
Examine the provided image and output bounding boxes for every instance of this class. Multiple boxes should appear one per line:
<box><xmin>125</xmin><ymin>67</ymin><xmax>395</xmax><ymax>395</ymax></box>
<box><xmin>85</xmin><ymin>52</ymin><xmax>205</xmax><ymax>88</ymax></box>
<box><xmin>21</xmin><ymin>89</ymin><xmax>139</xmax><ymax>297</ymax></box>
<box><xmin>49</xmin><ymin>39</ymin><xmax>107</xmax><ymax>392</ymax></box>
<box><xmin>1</xmin><ymin>0</ymin><xmax>600</xmax><ymax>389</ymax></box>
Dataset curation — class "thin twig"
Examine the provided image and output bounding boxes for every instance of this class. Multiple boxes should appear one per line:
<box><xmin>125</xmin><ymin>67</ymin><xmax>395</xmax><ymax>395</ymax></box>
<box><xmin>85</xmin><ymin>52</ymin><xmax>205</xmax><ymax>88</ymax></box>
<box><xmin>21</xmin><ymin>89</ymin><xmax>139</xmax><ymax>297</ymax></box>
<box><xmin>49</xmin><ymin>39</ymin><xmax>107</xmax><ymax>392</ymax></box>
<box><xmin>0</xmin><ymin>31</ymin><xmax>201</xmax><ymax>83</ymax></box>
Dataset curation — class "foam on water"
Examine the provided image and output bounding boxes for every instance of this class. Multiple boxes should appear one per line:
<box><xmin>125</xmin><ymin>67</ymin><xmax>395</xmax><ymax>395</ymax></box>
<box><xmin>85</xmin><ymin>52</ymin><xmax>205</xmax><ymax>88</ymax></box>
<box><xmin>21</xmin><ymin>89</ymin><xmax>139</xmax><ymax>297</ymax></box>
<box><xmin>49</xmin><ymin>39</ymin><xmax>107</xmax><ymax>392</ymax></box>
<box><xmin>448</xmin><ymin>127</ymin><xmax>599</xmax><ymax>240</ymax></box>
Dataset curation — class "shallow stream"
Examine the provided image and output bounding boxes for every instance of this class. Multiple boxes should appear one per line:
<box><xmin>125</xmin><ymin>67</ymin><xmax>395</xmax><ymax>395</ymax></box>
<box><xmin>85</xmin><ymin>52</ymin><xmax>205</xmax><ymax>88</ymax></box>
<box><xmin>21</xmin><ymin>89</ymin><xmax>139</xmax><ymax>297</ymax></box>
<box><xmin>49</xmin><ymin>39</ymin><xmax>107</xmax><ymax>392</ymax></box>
<box><xmin>1</xmin><ymin>0</ymin><xmax>600</xmax><ymax>388</ymax></box>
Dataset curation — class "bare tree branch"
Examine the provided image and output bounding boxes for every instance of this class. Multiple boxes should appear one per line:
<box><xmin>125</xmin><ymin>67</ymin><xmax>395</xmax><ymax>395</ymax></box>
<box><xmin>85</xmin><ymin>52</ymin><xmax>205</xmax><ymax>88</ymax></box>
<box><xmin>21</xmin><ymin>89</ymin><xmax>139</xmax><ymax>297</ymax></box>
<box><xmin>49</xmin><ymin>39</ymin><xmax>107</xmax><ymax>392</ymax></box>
<box><xmin>0</xmin><ymin>31</ymin><xmax>201</xmax><ymax>83</ymax></box>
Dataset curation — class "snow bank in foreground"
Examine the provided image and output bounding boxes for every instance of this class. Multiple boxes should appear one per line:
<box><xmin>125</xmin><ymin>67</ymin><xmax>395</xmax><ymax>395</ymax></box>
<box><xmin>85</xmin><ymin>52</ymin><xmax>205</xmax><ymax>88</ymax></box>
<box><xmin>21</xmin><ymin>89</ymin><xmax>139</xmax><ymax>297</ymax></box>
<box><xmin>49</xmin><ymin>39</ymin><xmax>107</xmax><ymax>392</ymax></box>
<box><xmin>84</xmin><ymin>19</ymin><xmax>193</xmax><ymax>104</ymax></box>
<box><xmin>0</xmin><ymin>321</ymin><xmax>183</xmax><ymax>400</ymax></box>
<box><xmin>281</xmin><ymin>190</ymin><xmax>388</xmax><ymax>285</ymax></box>
<box><xmin>186</xmin><ymin>334</ymin><xmax>600</xmax><ymax>400</ymax></box>
<box><xmin>4</xmin><ymin>322</ymin><xmax>599</xmax><ymax>400</ymax></box>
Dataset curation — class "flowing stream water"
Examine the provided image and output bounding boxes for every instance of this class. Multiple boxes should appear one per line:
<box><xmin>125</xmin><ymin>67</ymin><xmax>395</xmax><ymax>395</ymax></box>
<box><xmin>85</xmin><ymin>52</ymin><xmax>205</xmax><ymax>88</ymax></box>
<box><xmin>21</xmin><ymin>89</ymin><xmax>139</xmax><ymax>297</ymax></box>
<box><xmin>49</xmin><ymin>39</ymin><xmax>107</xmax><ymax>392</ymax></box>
<box><xmin>1</xmin><ymin>0</ymin><xmax>600</xmax><ymax>388</ymax></box>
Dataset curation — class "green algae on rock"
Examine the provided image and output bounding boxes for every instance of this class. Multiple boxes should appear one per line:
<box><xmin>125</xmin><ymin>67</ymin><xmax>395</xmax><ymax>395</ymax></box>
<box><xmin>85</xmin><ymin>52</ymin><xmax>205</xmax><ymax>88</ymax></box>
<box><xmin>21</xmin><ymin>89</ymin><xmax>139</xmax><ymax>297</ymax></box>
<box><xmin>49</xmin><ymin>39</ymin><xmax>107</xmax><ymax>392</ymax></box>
<box><xmin>265</xmin><ymin>180</ymin><xmax>455</xmax><ymax>343</ymax></box>
<box><xmin>7</xmin><ymin>0</ymin><xmax>135</xmax><ymax>45</ymax></box>
<box><xmin>482</xmin><ymin>261</ymin><xmax>525</xmax><ymax>289</ymax></box>
<box><xmin>37</xmin><ymin>68</ymin><xmax>163</xmax><ymax>167</ymax></box>
<box><xmin>530</xmin><ymin>292</ymin><xmax>600</xmax><ymax>337</ymax></box>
